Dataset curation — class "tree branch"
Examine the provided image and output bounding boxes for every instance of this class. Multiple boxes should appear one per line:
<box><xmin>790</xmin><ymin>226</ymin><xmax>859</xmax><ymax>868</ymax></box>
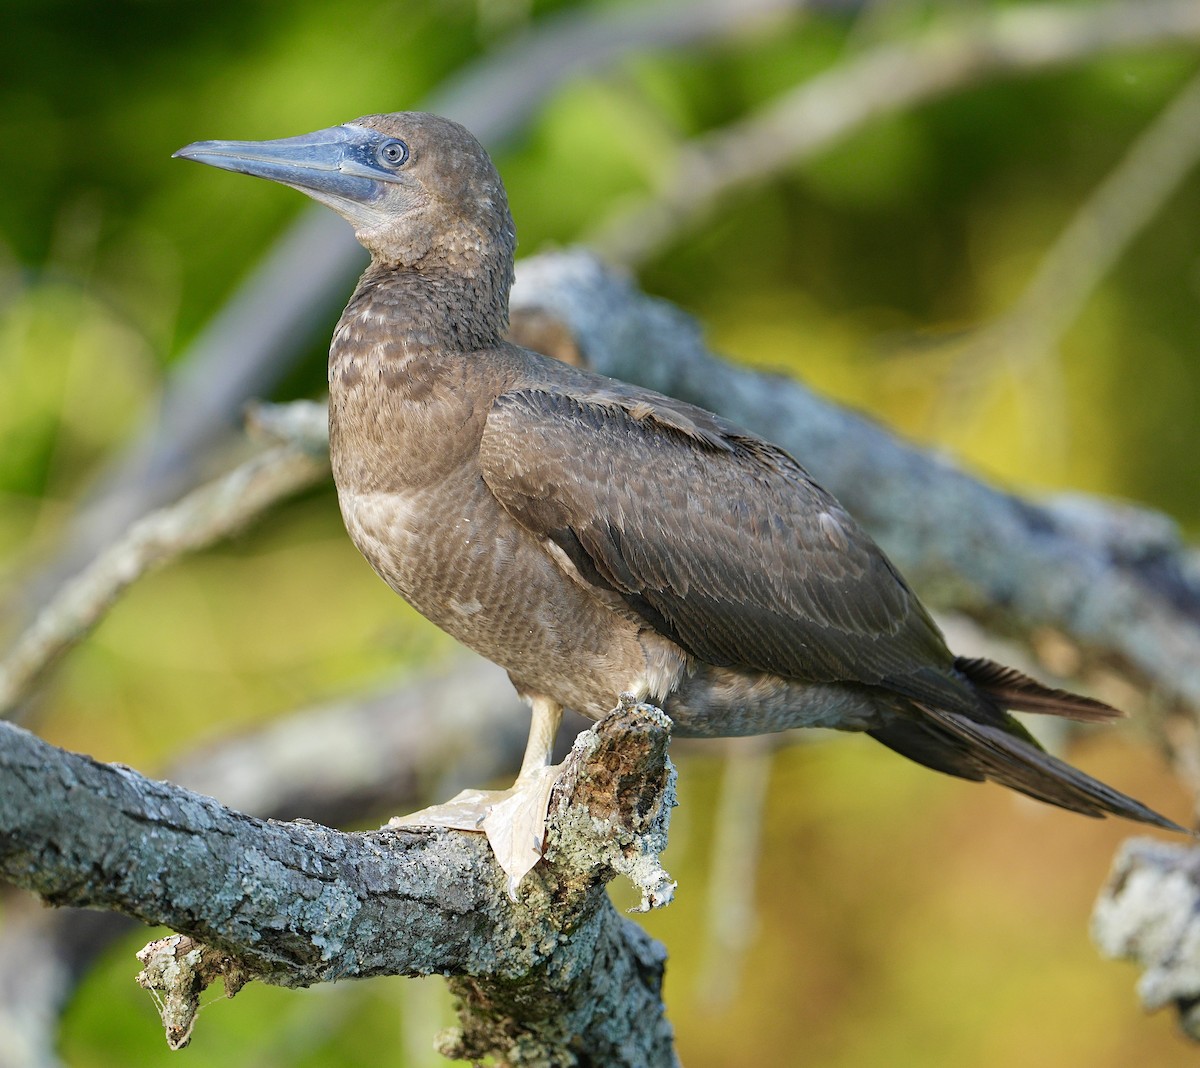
<box><xmin>0</xmin><ymin>655</ymin><xmax>535</xmax><ymax>1068</ymax></box>
<box><xmin>0</xmin><ymin>701</ymin><xmax>679</xmax><ymax>1064</ymax></box>
<box><xmin>1092</xmin><ymin>837</ymin><xmax>1200</xmax><ymax>1038</ymax></box>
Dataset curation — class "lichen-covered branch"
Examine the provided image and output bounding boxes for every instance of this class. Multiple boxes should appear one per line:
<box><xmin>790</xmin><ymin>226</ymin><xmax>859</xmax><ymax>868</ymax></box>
<box><xmin>1092</xmin><ymin>837</ymin><xmax>1200</xmax><ymax>1038</ymax></box>
<box><xmin>0</xmin><ymin>656</ymin><xmax>532</xmax><ymax>1068</ymax></box>
<box><xmin>0</xmin><ymin>702</ymin><xmax>678</xmax><ymax>1065</ymax></box>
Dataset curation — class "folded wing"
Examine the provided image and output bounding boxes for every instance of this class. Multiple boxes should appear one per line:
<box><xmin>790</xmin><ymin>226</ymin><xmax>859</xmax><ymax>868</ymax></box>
<box><xmin>480</xmin><ymin>384</ymin><xmax>968</xmax><ymax>708</ymax></box>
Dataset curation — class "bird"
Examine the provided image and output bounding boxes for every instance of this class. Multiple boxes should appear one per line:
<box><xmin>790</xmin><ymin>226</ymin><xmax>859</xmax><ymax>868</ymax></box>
<box><xmin>175</xmin><ymin>112</ymin><xmax>1183</xmax><ymax>892</ymax></box>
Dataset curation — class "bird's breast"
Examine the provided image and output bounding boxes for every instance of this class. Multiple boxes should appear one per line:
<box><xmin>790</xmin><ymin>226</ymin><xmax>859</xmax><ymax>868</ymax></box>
<box><xmin>328</xmin><ymin>358</ymin><xmax>488</xmax><ymax>494</ymax></box>
<box><xmin>336</xmin><ymin>471</ymin><xmax>673</xmax><ymax>719</ymax></box>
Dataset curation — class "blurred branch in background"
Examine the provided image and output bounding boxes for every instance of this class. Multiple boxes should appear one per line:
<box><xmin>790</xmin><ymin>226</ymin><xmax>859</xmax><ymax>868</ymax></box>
<box><xmin>931</xmin><ymin>64</ymin><xmax>1200</xmax><ymax>440</ymax></box>
<box><xmin>433</xmin><ymin>0</ymin><xmax>809</xmax><ymax>138</ymax></box>
<box><xmin>695</xmin><ymin>735</ymin><xmax>774</xmax><ymax>1008</ymax></box>
<box><xmin>40</xmin><ymin>215</ymin><xmax>357</xmax><ymax>605</ymax></box>
<box><xmin>0</xmin><ymin>402</ymin><xmax>329</xmax><ymax>721</ymax></box>
<box><xmin>589</xmin><ymin>0</ymin><xmax>1200</xmax><ymax>264</ymax></box>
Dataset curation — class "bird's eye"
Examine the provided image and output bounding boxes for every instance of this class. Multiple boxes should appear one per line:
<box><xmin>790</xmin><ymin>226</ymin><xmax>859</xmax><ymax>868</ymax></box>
<box><xmin>376</xmin><ymin>139</ymin><xmax>409</xmax><ymax>168</ymax></box>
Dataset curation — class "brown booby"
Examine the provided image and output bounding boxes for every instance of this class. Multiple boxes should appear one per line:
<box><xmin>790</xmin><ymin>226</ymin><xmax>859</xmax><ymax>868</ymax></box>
<box><xmin>175</xmin><ymin>112</ymin><xmax>1182</xmax><ymax>891</ymax></box>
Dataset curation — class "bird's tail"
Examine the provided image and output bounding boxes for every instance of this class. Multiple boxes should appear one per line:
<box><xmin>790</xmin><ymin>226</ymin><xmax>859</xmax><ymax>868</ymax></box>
<box><xmin>868</xmin><ymin>656</ymin><xmax>1186</xmax><ymax>833</ymax></box>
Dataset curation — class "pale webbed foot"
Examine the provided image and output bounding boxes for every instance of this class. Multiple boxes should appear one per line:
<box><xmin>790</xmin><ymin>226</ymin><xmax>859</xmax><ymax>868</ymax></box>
<box><xmin>388</xmin><ymin>764</ymin><xmax>562</xmax><ymax>897</ymax></box>
<box><xmin>387</xmin><ymin>695</ymin><xmax>565</xmax><ymax>897</ymax></box>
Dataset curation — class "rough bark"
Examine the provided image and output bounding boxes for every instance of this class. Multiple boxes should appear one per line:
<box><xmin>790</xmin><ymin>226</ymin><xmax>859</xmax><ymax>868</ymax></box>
<box><xmin>0</xmin><ymin>702</ymin><xmax>679</xmax><ymax>1066</ymax></box>
<box><xmin>1092</xmin><ymin>838</ymin><xmax>1200</xmax><ymax>1039</ymax></box>
<box><xmin>0</xmin><ymin>656</ymin><xmax>536</xmax><ymax>1066</ymax></box>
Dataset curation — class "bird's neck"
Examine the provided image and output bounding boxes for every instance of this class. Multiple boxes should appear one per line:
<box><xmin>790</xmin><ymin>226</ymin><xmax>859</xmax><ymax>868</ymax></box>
<box><xmin>379</xmin><ymin>253</ymin><xmax>506</xmax><ymax>333</ymax></box>
<box><xmin>344</xmin><ymin>259</ymin><xmax>510</xmax><ymax>355</ymax></box>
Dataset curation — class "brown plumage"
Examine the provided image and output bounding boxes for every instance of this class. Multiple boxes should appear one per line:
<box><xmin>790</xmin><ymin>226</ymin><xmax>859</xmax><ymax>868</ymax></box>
<box><xmin>175</xmin><ymin>112</ymin><xmax>1182</xmax><ymax>878</ymax></box>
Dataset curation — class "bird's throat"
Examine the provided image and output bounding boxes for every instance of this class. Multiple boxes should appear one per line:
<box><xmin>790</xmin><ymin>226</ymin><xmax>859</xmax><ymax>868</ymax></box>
<box><xmin>341</xmin><ymin>261</ymin><xmax>509</xmax><ymax>359</ymax></box>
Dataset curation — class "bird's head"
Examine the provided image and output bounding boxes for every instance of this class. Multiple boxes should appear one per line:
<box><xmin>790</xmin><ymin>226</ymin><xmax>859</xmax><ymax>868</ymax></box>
<box><xmin>174</xmin><ymin>112</ymin><xmax>516</xmax><ymax>277</ymax></box>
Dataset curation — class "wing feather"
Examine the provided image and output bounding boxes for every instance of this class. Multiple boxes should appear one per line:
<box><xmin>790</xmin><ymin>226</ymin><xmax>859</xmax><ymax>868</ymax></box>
<box><xmin>480</xmin><ymin>384</ymin><xmax>958</xmax><ymax>697</ymax></box>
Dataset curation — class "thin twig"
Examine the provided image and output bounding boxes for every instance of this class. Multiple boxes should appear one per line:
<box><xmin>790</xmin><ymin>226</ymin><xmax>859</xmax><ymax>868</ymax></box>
<box><xmin>696</xmin><ymin>735</ymin><xmax>774</xmax><ymax>1007</ymax></box>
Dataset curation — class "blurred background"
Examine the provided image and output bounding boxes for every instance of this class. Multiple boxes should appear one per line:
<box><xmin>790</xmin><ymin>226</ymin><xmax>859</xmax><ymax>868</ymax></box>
<box><xmin>1</xmin><ymin>0</ymin><xmax>1199</xmax><ymax>1065</ymax></box>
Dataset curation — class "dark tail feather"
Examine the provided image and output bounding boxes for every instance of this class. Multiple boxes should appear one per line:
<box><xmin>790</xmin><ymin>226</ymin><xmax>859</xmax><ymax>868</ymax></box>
<box><xmin>954</xmin><ymin>656</ymin><xmax>1120</xmax><ymax>722</ymax></box>
<box><xmin>869</xmin><ymin>702</ymin><xmax>1186</xmax><ymax>833</ymax></box>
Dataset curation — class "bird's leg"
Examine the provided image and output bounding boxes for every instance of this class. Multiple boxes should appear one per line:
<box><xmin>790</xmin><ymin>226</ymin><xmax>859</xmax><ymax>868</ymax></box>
<box><xmin>481</xmin><ymin>697</ymin><xmax>563</xmax><ymax>894</ymax></box>
<box><xmin>388</xmin><ymin>697</ymin><xmax>564</xmax><ymax>897</ymax></box>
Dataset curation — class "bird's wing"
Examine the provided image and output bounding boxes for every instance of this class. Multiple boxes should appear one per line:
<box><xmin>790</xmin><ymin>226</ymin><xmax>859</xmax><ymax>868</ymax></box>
<box><xmin>479</xmin><ymin>384</ymin><xmax>958</xmax><ymax>699</ymax></box>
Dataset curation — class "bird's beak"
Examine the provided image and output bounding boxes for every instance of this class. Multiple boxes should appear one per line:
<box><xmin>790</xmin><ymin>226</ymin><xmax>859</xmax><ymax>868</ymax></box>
<box><xmin>173</xmin><ymin>123</ymin><xmax>398</xmax><ymax>206</ymax></box>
